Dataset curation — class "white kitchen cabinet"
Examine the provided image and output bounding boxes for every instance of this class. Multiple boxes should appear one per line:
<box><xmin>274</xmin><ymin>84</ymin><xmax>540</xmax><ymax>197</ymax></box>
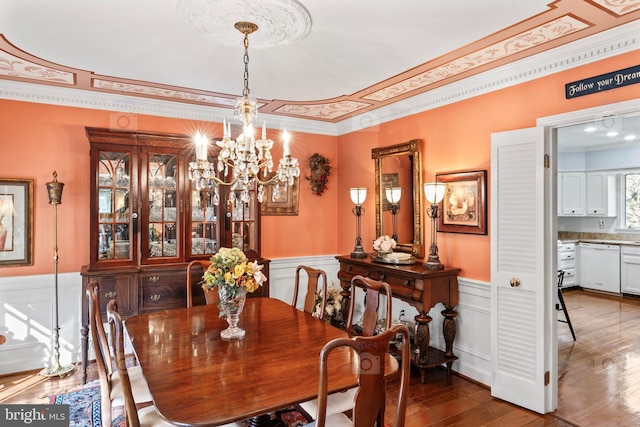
<box><xmin>621</xmin><ymin>245</ymin><xmax>640</xmax><ymax>295</ymax></box>
<box><xmin>558</xmin><ymin>171</ymin><xmax>616</xmax><ymax>217</ymax></box>
<box><xmin>557</xmin><ymin>242</ymin><xmax>578</xmax><ymax>287</ymax></box>
<box><xmin>558</xmin><ymin>172</ymin><xmax>585</xmax><ymax>216</ymax></box>
<box><xmin>586</xmin><ymin>172</ymin><xmax>616</xmax><ymax>216</ymax></box>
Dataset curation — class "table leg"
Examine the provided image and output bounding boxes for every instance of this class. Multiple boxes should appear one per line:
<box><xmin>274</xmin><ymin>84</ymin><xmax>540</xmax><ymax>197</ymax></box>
<box><xmin>414</xmin><ymin>311</ymin><xmax>432</xmax><ymax>383</ymax></box>
<box><xmin>441</xmin><ymin>305</ymin><xmax>458</xmax><ymax>375</ymax></box>
<box><xmin>81</xmin><ymin>324</ymin><xmax>88</xmax><ymax>384</ymax></box>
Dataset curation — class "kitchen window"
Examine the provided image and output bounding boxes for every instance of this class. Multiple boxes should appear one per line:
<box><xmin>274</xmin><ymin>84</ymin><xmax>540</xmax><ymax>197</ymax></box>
<box><xmin>624</xmin><ymin>172</ymin><xmax>640</xmax><ymax>229</ymax></box>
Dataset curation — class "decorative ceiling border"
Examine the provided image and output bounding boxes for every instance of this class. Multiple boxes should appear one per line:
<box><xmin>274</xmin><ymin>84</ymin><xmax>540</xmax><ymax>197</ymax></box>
<box><xmin>0</xmin><ymin>21</ymin><xmax>637</xmax><ymax>137</ymax></box>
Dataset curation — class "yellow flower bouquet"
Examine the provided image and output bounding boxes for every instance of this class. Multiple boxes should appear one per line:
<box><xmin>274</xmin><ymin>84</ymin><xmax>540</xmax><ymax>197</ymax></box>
<box><xmin>202</xmin><ymin>247</ymin><xmax>267</xmax><ymax>297</ymax></box>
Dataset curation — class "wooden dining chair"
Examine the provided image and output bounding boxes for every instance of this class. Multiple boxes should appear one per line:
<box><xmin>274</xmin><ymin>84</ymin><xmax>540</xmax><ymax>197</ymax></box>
<box><xmin>311</xmin><ymin>323</ymin><xmax>411</xmax><ymax>427</ymax></box>
<box><xmin>292</xmin><ymin>265</ymin><xmax>328</xmax><ymax>320</ymax></box>
<box><xmin>106</xmin><ymin>299</ymin><xmax>175</xmax><ymax>427</ymax></box>
<box><xmin>186</xmin><ymin>259</ymin><xmax>214</xmax><ymax>307</ymax></box>
<box><xmin>301</xmin><ymin>274</ymin><xmax>394</xmax><ymax>418</ymax></box>
<box><xmin>345</xmin><ymin>274</ymin><xmax>393</xmax><ymax>337</ymax></box>
<box><xmin>106</xmin><ymin>299</ymin><xmax>243</xmax><ymax>427</ymax></box>
<box><xmin>87</xmin><ymin>280</ymin><xmax>152</xmax><ymax>427</ymax></box>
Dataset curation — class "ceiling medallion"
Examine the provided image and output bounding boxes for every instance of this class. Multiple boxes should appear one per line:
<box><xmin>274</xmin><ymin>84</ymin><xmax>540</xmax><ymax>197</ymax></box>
<box><xmin>177</xmin><ymin>0</ymin><xmax>312</xmax><ymax>48</ymax></box>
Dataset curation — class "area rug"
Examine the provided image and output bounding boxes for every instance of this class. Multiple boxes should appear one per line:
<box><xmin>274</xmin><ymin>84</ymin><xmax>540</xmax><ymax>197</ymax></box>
<box><xmin>51</xmin><ymin>385</ymin><xmax>311</xmax><ymax>427</ymax></box>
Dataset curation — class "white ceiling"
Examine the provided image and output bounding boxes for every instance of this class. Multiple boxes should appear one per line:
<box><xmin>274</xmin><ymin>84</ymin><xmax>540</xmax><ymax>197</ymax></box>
<box><xmin>0</xmin><ymin>0</ymin><xmax>550</xmax><ymax>101</ymax></box>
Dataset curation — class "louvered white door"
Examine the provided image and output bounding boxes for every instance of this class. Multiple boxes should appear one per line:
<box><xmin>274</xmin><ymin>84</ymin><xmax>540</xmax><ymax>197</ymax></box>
<box><xmin>490</xmin><ymin>127</ymin><xmax>549</xmax><ymax>413</ymax></box>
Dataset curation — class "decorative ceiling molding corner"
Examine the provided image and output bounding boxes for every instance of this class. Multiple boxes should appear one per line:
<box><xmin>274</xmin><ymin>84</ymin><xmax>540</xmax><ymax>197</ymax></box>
<box><xmin>336</xmin><ymin>20</ymin><xmax>640</xmax><ymax>135</ymax></box>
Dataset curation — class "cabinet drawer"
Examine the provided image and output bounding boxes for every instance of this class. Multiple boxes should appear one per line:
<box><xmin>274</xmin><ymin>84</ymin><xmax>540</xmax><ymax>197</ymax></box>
<box><xmin>139</xmin><ymin>273</ymin><xmax>186</xmax><ymax>312</ymax></box>
<box><xmin>559</xmin><ymin>258</ymin><xmax>576</xmax><ymax>270</ymax></box>
<box><xmin>559</xmin><ymin>252</ymin><xmax>576</xmax><ymax>261</ymax></box>
<box><xmin>561</xmin><ymin>268</ymin><xmax>577</xmax><ymax>286</ymax></box>
<box><xmin>559</xmin><ymin>243</ymin><xmax>575</xmax><ymax>252</ymax></box>
<box><xmin>84</xmin><ymin>274</ymin><xmax>136</xmax><ymax>317</ymax></box>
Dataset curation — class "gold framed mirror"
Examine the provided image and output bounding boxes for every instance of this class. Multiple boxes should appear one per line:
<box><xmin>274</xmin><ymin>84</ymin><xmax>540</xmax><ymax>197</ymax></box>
<box><xmin>372</xmin><ymin>139</ymin><xmax>424</xmax><ymax>258</ymax></box>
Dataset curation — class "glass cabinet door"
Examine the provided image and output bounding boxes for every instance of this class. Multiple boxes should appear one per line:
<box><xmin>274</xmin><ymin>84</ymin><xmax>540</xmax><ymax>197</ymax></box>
<box><xmin>95</xmin><ymin>150</ymin><xmax>133</xmax><ymax>263</ymax></box>
<box><xmin>142</xmin><ymin>149</ymin><xmax>182</xmax><ymax>263</ymax></box>
<box><xmin>189</xmin><ymin>187</ymin><xmax>220</xmax><ymax>257</ymax></box>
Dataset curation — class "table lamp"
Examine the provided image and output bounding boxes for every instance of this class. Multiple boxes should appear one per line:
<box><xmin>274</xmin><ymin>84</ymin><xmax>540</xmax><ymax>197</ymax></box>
<box><xmin>350</xmin><ymin>188</ymin><xmax>367</xmax><ymax>258</ymax></box>
<box><xmin>424</xmin><ymin>182</ymin><xmax>445</xmax><ymax>270</ymax></box>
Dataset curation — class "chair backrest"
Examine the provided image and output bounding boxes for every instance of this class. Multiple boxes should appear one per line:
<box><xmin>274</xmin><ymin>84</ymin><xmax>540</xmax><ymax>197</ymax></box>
<box><xmin>292</xmin><ymin>265</ymin><xmax>328</xmax><ymax>320</ymax></box>
<box><xmin>315</xmin><ymin>323</ymin><xmax>411</xmax><ymax>427</ymax></box>
<box><xmin>86</xmin><ymin>280</ymin><xmax>115</xmax><ymax>427</ymax></box>
<box><xmin>107</xmin><ymin>299</ymin><xmax>142</xmax><ymax>427</ymax></box>
<box><xmin>186</xmin><ymin>260</ymin><xmax>213</xmax><ymax>307</ymax></box>
<box><xmin>558</xmin><ymin>269</ymin><xmax>565</xmax><ymax>288</ymax></box>
<box><xmin>346</xmin><ymin>275</ymin><xmax>393</xmax><ymax>337</ymax></box>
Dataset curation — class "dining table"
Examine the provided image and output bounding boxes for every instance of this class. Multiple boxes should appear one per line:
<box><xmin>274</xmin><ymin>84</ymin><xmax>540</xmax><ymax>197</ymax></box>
<box><xmin>124</xmin><ymin>297</ymin><xmax>398</xmax><ymax>426</ymax></box>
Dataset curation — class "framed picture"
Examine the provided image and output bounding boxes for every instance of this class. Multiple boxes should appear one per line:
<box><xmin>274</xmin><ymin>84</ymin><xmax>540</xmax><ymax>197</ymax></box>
<box><xmin>435</xmin><ymin>170</ymin><xmax>487</xmax><ymax>235</ymax></box>
<box><xmin>261</xmin><ymin>176</ymin><xmax>300</xmax><ymax>216</ymax></box>
<box><xmin>0</xmin><ymin>178</ymin><xmax>34</xmax><ymax>266</ymax></box>
<box><xmin>381</xmin><ymin>173</ymin><xmax>399</xmax><ymax>211</ymax></box>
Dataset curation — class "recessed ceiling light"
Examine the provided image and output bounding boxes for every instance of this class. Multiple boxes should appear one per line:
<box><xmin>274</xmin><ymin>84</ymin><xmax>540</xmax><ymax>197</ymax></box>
<box><xmin>624</xmin><ymin>134</ymin><xmax>637</xmax><ymax>141</ymax></box>
<box><xmin>606</xmin><ymin>131</ymin><xmax>619</xmax><ymax>137</ymax></box>
<box><xmin>584</xmin><ymin>126</ymin><xmax>597</xmax><ymax>132</ymax></box>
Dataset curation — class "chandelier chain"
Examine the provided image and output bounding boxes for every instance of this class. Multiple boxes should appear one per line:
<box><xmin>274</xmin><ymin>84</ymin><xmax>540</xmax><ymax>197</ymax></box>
<box><xmin>243</xmin><ymin>33</ymin><xmax>250</xmax><ymax>98</ymax></box>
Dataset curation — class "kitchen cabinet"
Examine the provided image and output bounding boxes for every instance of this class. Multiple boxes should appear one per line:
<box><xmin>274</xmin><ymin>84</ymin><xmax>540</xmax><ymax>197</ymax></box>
<box><xmin>585</xmin><ymin>172</ymin><xmax>616</xmax><ymax>216</ymax></box>
<box><xmin>558</xmin><ymin>171</ymin><xmax>616</xmax><ymax>217</ymax></box>
<box><xmin>79</xmin><ymin>127</ymin><xmax>270</xmax><ymax>383</ymax></box>
<box><xmin>621</xmin><ymin>245</ymin><xmax>640</xmax><ymax>295</ymax></box>
<box><xmin>558</xmin><ymin>172</ymin><xmax>585</xmax><ymax>216</ymax></box>
<box><xmin>557</xmin><ymin>242</ymin><xmax>578</xmax><ymax>287</ymax></box>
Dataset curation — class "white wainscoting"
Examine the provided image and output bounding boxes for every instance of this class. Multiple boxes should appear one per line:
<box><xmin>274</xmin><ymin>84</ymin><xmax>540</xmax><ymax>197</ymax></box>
<box><xmin>1</xmin><ymin>258</ymin><xmax>492</xmax><ymax>386</ymax></box>
<box><xmin>0</xmin><ymin>272</ymin><xmax>82</xmax><ymax>375</ymax></box>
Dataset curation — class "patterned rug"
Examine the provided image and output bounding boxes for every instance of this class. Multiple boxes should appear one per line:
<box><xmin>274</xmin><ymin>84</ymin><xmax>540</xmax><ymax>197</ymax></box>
<box><xmin>51</xmin><ymin>385</ymin><xmax>312</xmax><ymax>427</ymax></box>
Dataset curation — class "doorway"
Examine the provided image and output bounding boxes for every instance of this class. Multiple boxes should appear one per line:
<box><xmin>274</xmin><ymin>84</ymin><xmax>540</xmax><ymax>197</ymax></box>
<box><xmin>539</xmin><ymin>97</ymin><xmax>640</xmax><ymax>415</ymax></box>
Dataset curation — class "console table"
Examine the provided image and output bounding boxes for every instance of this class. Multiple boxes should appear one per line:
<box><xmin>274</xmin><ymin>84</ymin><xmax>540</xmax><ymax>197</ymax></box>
<box><xmin>336</xmin><ymin>255</ymin><xmax>460</xmax><ymax>383</ymax></box>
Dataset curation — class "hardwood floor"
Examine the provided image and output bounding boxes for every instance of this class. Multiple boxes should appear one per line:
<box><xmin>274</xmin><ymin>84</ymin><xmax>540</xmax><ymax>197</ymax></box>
<box><xmin>2</xmin><ymin>290</ymin><xmax>639</xmax><ymax>426</ymax></box>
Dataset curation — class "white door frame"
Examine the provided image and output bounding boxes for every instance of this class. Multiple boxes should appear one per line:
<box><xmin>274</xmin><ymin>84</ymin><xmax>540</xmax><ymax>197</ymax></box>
<box><xmin>537</xmin><ymin>98</ymin><xmax>640</xmax><ymax>411</ymax></box>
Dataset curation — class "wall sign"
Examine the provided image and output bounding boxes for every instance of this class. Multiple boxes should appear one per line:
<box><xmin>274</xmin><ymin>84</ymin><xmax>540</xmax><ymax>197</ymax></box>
<box><xmin>566</xmin><ymin>64</ymin><xmax>640</xmax><ymax>99</ymax></box>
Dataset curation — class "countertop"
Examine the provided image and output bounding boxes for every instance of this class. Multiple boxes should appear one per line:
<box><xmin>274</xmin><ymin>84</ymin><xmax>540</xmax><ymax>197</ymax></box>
<box><xmin>560</xmin><ymin>239</ymin><xmax>640</xmax><ymax>246</ymax></box>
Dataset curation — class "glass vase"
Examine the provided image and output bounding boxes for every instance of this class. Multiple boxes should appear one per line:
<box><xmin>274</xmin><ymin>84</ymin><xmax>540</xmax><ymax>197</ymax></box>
<box><xmin>218</xmin><ymin>286</ymin><xmax>247</xmax><ymax>339</ymax></box>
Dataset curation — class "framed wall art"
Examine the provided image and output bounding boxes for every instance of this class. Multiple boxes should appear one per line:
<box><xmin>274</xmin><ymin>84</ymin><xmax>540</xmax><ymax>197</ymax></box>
<box><xmin>261</xmin><ymin>176</ymin><xmax>300</xmax><ymax>216</ymax></box>
<box><xmin>0</xmin><ymin>178</ymin><xmax>34</xmax><ymax>266</ymax></box>
<box><xmin>435</xmin><ymin>170</ymin><xmax>487</xmax><ymax>235</ymax></box>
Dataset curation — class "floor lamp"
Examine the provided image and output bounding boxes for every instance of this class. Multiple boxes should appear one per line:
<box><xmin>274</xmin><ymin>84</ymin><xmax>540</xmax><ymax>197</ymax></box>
<box><xmin>350</xmin><ymin>187</ymin><xmax>367</xmax><ymax>258</ymax></box>
<box><xmin>423</xmin><ymin>182</ymin><xmax>445</xmax><ymax>270</ymax></box>
<box><xmin>41</xmin><ymin>172</ymin><xmax>75</xmax><ymax>377</ymax></box>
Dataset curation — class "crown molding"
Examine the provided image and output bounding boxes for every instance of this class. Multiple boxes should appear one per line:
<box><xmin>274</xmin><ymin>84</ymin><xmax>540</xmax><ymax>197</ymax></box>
<box><xmin>0</xmin><ymin>20</ymin><xmax>637</xmax><ymax>138</ymax></box>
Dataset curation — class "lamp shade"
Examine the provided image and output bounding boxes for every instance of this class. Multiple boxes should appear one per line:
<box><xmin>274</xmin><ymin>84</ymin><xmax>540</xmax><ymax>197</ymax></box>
<box><xmin>349</xmin><ymin>187</ymin><xmax>367</xmax><ymax>205</ymax></box>
<box><xmin>385</xmin><ymin>187</ymin><xmax>402</xmax><ymax>204</ymax></box>
<box><xmin>424</xmin><ymin>183</ymin><xmax>445</xmax><ymax>204</ymax></box>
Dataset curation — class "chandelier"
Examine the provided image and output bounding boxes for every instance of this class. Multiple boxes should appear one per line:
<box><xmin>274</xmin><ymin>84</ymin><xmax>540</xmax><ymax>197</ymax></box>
<box><xmin>188</xmin><ymin>21</ymin><xmax>300</xmax><ymax>204</ymax></box>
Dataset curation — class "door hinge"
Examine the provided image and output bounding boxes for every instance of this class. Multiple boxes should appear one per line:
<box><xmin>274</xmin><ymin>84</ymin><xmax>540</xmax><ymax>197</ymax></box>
<box><xmin>544</xmin><ymin>154</ymin><xmax>550</xmax><ymax>169</ymax></box>
<box><xmin>544</xmin><ymin>370</ymin><xmax>550</xmax><ymax>385</ymax></box>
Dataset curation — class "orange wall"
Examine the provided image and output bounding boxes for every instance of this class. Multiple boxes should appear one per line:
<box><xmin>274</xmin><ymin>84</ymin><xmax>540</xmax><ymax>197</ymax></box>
<box><xmin>337</xmin><ymin>50</ymin><xmax>640</xmax><ymax>282</ymax></box>
<box><xmin>1</xmin><ymin>49</ymin><xmax>639</xmax><ymax>281</ymax></box>
<box><xmin>0</xmin><ymin>102</ymin><xmax>337</xmax><ymax>277</ymax></box>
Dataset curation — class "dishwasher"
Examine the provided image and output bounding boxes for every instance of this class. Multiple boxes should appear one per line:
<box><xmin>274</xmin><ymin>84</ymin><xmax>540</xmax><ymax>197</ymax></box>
<box><xmin>579</xmin><ymin>243</ymin><xmax>620</xmax><ymax>293</ymax></box>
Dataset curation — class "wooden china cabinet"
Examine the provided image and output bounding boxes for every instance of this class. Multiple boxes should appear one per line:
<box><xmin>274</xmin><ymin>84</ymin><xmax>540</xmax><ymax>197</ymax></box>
<box><xmin>80</xmin><ymin>127</ymin><xmax>270</xmax><ymax>382</ymax></box>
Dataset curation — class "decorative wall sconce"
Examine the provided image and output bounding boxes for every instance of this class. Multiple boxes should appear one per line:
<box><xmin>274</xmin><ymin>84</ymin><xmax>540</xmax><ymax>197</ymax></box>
<box><xmin>385</xmin><ymin>186</ymin><xmax>402</xmax><ymax>241</ymax></box>
<box><xmin>423</xmin><ymin>182</ymin><xmax>446</xmax><ymax>270</ymax></box>
<box><xmin>350</xmin><ymin>187</ymin><xmax>367</xmax><ymax>259</ymax></box>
